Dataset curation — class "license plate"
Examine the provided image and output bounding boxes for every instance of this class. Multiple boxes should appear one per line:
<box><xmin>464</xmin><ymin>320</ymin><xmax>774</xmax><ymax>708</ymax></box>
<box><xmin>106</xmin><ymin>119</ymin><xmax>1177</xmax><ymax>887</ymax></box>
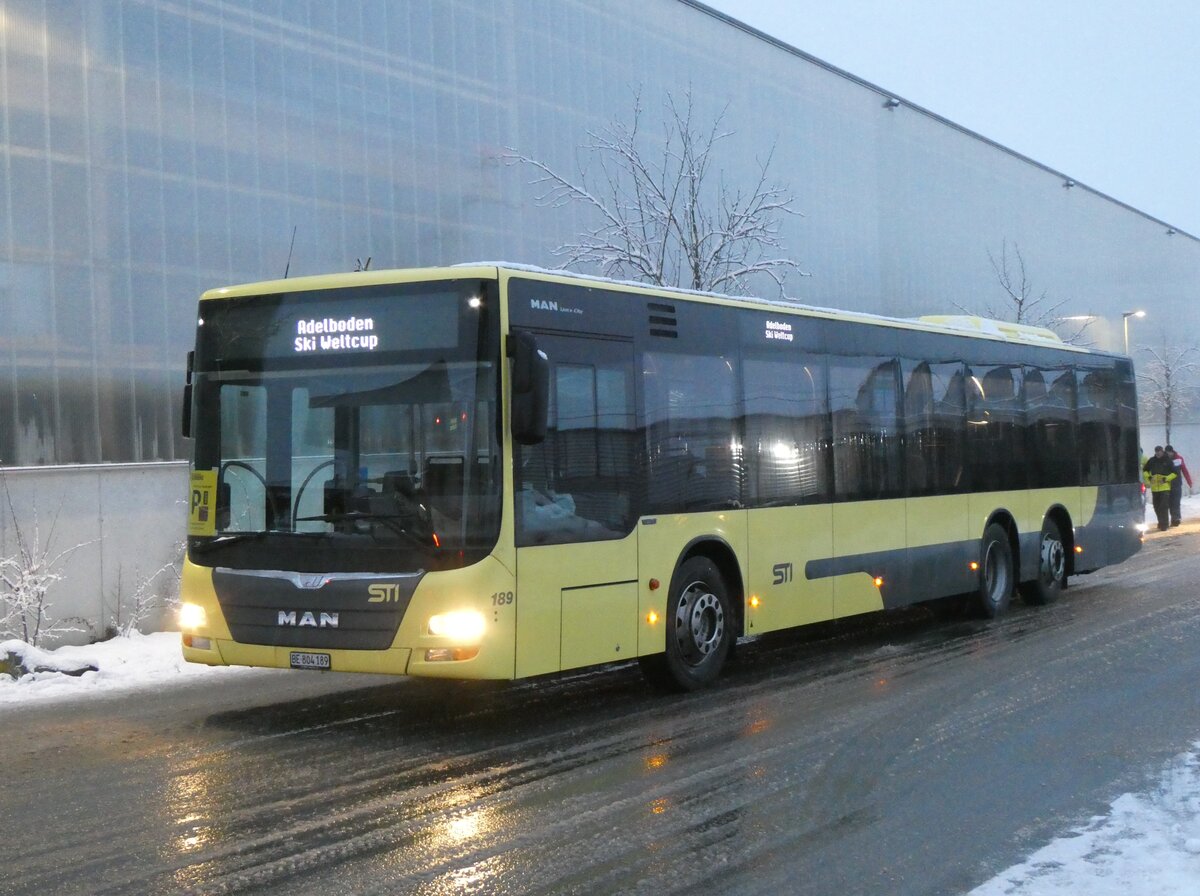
<box><xmin>290</xmin><ymin>651</ymin><xmax>331</xmax><ymax>670</ymax></box>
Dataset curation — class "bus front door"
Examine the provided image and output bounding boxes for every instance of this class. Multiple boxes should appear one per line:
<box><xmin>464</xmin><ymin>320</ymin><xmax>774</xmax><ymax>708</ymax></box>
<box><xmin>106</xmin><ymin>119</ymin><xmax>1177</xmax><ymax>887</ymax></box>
<box><xmin>513</xmin><ymin>333</ymin><xmax>640</xmax><ymax>677</ymax></box>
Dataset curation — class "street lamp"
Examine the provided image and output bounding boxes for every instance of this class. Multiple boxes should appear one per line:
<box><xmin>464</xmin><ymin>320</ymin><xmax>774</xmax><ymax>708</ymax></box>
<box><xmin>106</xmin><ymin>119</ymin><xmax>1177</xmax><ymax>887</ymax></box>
<box><xmin>1122</xmin><ymin>310</ymin><xmax>1146</xmax><ymax>354</ymax></box>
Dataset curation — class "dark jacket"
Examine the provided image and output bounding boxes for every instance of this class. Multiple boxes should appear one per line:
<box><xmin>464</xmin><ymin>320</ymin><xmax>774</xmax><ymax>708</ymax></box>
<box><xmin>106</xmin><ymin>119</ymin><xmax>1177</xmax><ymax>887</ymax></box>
<box><xmin>1143</xmin><ymin>454</ymin><xmax>1178</xmax><ymax>493</ymax></box>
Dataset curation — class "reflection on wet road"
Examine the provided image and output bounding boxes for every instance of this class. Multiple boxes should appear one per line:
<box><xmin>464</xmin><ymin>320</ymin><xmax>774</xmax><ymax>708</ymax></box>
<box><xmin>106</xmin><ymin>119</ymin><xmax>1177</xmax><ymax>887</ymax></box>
<box><xmin>4</xmin><ymin>532</ymin><xmax>1200</xmax><ymax>895</ymax></box>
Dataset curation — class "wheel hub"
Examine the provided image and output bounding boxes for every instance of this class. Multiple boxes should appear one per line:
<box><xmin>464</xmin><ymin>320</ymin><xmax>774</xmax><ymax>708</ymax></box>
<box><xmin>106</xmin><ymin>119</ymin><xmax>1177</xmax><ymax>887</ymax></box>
<box><xmin>1041</xmin><ymin>535</ymin><xmax>1065</xmax><ymax>581</ymax></box>
<box><xmin>674</xmin><ymin>582</ymin><xmax>725</xmax><ymax>662</ymax></box>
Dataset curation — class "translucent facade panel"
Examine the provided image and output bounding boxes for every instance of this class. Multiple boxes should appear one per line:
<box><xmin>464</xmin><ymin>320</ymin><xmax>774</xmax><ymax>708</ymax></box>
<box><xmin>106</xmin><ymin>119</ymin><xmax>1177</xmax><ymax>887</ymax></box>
<box><xmin>0</xmin><ymin>0</ymin><xmax>1198</xmax><ymax>466</ymax></box>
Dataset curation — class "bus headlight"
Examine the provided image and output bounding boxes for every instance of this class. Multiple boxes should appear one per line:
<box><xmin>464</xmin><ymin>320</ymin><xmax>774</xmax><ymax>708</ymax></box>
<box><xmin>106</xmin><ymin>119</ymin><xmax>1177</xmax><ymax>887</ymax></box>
<box><xmin>179</xmin><ymin>602</ymin><xmax>207</xmax><ymax>631</ymax></box>
<box><xmin>428</xmin><ymin>610</ymin><xmax>486</xmax><ymax>643</ymax></box>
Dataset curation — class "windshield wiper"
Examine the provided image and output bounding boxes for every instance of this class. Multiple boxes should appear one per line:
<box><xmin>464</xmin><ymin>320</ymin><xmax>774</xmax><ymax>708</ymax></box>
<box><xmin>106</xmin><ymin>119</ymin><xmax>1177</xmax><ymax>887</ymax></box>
<box><xmin>190</xmin><ymin>531</ymin><xmax>327</xmax><ymax>554</ymax></box>
<box><xmin>295</xmin><ymin>510</ymin><xmax>438</xmax><ymax>550</ymax></box>
<box><xmin>190</xmin><ymin>532</ymin><xmax>270</xmax><ymax>554</ymax></box>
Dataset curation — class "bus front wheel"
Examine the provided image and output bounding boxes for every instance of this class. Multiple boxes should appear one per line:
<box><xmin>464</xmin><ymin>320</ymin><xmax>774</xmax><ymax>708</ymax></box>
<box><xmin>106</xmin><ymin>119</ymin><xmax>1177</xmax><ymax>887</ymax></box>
<box><xmin>976</xmin><ymin>523</ymin><xmax>1014</xmax><ymax>618</ymax></box>
<box><xmin>640</xmin><ymin>556</ymin><xmax>734</xmax><ymax>691</ymax></box>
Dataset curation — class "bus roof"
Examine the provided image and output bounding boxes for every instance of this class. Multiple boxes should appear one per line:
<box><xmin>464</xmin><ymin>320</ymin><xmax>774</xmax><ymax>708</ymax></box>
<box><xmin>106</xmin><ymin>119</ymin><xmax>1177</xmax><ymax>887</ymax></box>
<box><xmin>199</xmin><ymin>262</ymin><xmax>1099</xmax><ymax>354</ymax></box>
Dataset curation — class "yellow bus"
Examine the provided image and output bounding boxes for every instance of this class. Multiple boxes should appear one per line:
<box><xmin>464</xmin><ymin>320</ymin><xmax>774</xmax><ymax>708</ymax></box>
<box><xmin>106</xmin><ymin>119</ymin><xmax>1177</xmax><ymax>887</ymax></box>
<box><xmin>179</xmin><ymin>265</ymin><xmax>1142</xmax><ymax>690</ymax></box>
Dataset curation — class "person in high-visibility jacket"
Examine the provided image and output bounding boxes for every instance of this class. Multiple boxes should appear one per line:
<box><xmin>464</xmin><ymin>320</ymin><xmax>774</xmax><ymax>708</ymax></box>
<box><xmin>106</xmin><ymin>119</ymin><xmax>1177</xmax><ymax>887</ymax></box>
<box><xmin>1143</xmin><ymin>445</ymin><xmax>1178</xmax><ymax>531</ymax></box>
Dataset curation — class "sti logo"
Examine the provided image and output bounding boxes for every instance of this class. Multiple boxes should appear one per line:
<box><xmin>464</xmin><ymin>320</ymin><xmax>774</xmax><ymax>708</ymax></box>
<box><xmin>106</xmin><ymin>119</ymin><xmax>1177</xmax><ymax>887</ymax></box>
<box><xmin>368</xmin><ymin>583</ymin><xmax>402</xmax><ymax>603</ymax></box>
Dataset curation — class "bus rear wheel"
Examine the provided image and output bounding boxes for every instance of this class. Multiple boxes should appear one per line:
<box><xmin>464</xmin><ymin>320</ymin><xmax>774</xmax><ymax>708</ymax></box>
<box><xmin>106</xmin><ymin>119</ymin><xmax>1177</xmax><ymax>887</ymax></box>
<box><xmin>640</xmin><ymin>556</ymin><xmax>734</xmax><ymax>691</ymax></box>
<box><xmin>976</xmin><ymin>523</ymin><xmax>1014</xmax><ymax>618</ymax></box>
<box><xmin>1020</xmin><ymin>519</ymin><xmax>1067</xmax><ymax>605</ymax></box>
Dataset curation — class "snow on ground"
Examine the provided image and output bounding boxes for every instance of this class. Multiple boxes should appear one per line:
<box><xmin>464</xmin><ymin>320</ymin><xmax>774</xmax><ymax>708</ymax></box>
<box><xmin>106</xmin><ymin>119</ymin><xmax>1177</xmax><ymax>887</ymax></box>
<box><xmin>2</xmin><ymin>493</ymin><xmax>1199</xmax><ymax>892</ymax></box>
<box><xmin>968</xmin><ymin>745</ymin><xmax>1200</xmax><ymax>895</ymax></box>
<box><xmin>0</xmin><ymin>631</ymin><xmax>256</xmax><ymax>707</ymax></box>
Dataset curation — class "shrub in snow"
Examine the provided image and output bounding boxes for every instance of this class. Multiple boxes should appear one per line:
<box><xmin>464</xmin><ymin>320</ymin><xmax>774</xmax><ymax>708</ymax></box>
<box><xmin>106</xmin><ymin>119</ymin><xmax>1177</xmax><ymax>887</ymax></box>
<box><xmin>104</xmin><ymin>538</ymin><xmax>184</xmax><ymax>639</ymax></box>
<box><xmin>1</xmin><ymin>478</ymin><xmax>89</xmax><ymax>647</ymax></box>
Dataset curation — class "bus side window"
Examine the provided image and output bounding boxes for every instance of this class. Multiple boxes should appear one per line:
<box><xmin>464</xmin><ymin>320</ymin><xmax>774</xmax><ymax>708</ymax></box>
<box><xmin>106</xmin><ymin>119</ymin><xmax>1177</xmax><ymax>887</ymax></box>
<box><xmin>967</xmin><ymin>364</ymin><xmax>1027</xmax><ymax>492</ymax></box>
<box><xmin>1077</xmin><ymin>366</ymin><xmax>1119</xmax><ymax>485</ymax></box>
<box><xmin>514</xmin><ymin>340</ymin><xmax>637</xmax><ymax>546</ymax></box>
<box><xmin>643</xmin><ymin>352</ymin><xmax>740</xmax><ymax>512</ymax></box>
<box><xmin>1026</xmin><ymin>367</ymin><xmax>1079</xmax><ymax>488</ymax></box>
<box><xmin>743</xmin><ymin>355</ymin><xmax>830</xmax><ymax>505</ymax></box>
<box><xmin>829</xmin><ymin>356</ymin><xmax>903</xmax><ymax>501</ymax></box>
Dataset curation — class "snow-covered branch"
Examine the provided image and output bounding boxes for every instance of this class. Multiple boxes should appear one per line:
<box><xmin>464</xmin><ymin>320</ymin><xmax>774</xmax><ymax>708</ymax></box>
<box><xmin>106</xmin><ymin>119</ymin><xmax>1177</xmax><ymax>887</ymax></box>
<box><xmin>1138</xmin><ymin>334</ymin><xmax>1200</xmax><ymax>443</ymax></box>
<box><xmin>959</xmin><ymin>240</ymin><xmax>1093</xmax><ymax>345</ymax></box>
<box><xmin>506</xmin><ymin>87</ymin><xmax>807</xmax><ymax>296</ymax></box>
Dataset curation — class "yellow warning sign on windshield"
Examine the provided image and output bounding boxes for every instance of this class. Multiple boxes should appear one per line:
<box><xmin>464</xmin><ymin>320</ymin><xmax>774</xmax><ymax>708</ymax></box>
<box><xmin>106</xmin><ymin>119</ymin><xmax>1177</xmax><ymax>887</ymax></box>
<box><xmin>188</xmin><ymin>470</ymin><xmax>217</xmax><ymax>537</ymax></box>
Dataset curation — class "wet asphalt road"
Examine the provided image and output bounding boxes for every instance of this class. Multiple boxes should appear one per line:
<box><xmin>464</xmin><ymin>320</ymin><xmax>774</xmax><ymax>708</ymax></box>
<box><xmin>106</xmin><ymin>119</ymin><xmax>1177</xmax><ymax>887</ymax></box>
<box><xmin>4</xmin><ymin>525</ymin><xmax>1200</xmax><ymax>896</ymax></box>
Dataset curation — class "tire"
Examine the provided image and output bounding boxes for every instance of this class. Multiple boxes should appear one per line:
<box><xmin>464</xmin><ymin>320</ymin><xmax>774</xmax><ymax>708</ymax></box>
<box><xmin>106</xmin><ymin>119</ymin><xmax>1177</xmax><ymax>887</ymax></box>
<box><xmin>975</xmin><ymin>523</ymin><xmax>1014</xmax><ymax>618</ymax></box>
<box><xmin>1020</xmin><ymin>518</ymin><xmax>1068</xmax><ymax>606</ymax></box>
<box><xmin>639</xmin><ymin>556</ymin><xmax>734</xmax><ymax>691</ymax></box>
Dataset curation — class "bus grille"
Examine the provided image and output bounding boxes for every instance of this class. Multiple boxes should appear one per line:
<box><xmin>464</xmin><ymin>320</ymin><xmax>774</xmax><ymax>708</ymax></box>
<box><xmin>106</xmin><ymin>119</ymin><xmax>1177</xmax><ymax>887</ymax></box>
<box><xmin>212</xmin><ymin>568</ymin><xmax>422</xmax><ymax>650</ymax></box>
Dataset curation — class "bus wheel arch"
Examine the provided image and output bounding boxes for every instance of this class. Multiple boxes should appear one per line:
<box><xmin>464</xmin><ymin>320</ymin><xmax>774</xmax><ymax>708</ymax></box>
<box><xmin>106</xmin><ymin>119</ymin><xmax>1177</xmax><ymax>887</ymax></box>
<box><xmin>680</xmin><ymin>538</ymin><xmax>745</xmax><ymax>639</ymax></box>
<box><xmin>640</xmin><ymin>540</ymin><xmax>742</xmax><ymax>691</ymax></box>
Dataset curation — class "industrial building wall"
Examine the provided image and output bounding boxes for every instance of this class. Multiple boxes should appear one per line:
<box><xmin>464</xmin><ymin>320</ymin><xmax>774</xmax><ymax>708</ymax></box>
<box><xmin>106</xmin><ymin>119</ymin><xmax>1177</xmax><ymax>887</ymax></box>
<box><xmin>1</xmin><ymin>0</ymin><xmax>1197</xmax><ymax>468</ymax></box>
<box><xmin>0</xmin><ymin>0</ymin><xmax>1196</xmax><ymax>636</ymax></box>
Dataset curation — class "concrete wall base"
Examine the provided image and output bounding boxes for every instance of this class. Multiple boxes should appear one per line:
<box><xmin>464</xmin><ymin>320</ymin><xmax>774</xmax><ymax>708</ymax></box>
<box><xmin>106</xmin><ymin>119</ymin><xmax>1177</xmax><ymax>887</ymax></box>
<box><xmin>0</xmin><ymin>462</ymin><xmax>188</xmax><ymax>646</ymax></box>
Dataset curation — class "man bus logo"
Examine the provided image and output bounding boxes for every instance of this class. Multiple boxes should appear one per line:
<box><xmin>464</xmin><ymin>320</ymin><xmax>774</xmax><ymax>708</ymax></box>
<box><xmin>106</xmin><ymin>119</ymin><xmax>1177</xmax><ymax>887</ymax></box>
<box><xmin>531</xmin><ymin>298</ymin><xmax>558</xmax><ymax>311</ymax></box>
<box><xmin>367</xmin><ymin>583</ymin><xmax>402</xmax><ymax>603</ymax></box>
<box><xmin>277</xmin><ymin>611</ymin><xmax>339</xmax><ymax>628</ymax></box>
<box><xmin>772</xmin><ymin>562</ymin><xmax>793</xmax><ymax>585</ymax></box>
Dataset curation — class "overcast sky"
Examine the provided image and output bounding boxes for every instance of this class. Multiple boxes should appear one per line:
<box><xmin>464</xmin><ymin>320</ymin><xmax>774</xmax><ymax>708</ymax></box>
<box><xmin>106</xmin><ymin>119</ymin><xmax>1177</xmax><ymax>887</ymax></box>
<box><xmin>705</xmin><ymin>0</ymin><xmax>1200</xmax><ymax>237</ymax></box>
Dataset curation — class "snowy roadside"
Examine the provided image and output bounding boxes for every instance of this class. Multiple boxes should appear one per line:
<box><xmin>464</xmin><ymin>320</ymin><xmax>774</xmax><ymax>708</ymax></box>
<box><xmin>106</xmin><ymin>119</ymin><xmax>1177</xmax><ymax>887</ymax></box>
<box><xmin>967</xmin><ymin>744</ymin><xmax>1200</xmax><ymax>895</ymax></box>
<box><xmin>968</xmin><ymin>491</ymin><xmax>1200</xmax><ymax>894</ymax></box>
<box><xmin>0</xmin><ymin>631</ymin><xmax>256</xmax><ymax>707</ymax></box>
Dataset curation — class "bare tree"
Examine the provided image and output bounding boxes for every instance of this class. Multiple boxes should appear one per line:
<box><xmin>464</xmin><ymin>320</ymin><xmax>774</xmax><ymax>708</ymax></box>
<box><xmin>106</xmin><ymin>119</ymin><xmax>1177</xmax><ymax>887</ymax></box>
<box><xmin>507</xmin><ymin>89</ymin><xmax>806</xmax><ymax>296</ymax></box>
<box><xmin>966</xmin><ymin>240</ymin><xmax>1092</xmax><ymax>344</ymax></box>
<box><xmin>1138</xmin><ymin>333</ymin><xmax>1200</xmax><ymax>446</ymax></box>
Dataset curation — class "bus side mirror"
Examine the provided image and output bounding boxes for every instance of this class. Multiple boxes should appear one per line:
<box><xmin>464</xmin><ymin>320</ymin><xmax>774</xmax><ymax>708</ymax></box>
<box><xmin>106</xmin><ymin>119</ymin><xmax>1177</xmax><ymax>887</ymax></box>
<box><xmin>510</xmin><ymin>331</ymin><xmax>548</xmax><ymax>445</ymax></box>
<box><xmin>181</xmin><ymin>351</ymin><xmax>194</xmax><ymax>438</ymax></box>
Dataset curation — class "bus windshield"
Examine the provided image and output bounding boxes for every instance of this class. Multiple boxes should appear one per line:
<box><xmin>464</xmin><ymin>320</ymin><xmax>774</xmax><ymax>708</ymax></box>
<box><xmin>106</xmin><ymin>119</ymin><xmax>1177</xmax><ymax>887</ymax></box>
<box><xmin>187</xmin><ymin>280</ymin><xmax>501</xmax><ymax>573</ymax></box>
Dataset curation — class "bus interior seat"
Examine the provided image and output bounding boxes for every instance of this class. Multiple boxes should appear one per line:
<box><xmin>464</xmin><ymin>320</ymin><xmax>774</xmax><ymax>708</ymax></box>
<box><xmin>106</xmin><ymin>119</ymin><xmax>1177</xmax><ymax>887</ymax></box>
<box><xmin>422</xmin><ymin>455</ymin><xmax>464</xmax><ymax>520</ymax></box>
<box><xmin>383</xmin><ymin>469</ymin><xmax>418</xmax><ymax>499</ymax></box>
